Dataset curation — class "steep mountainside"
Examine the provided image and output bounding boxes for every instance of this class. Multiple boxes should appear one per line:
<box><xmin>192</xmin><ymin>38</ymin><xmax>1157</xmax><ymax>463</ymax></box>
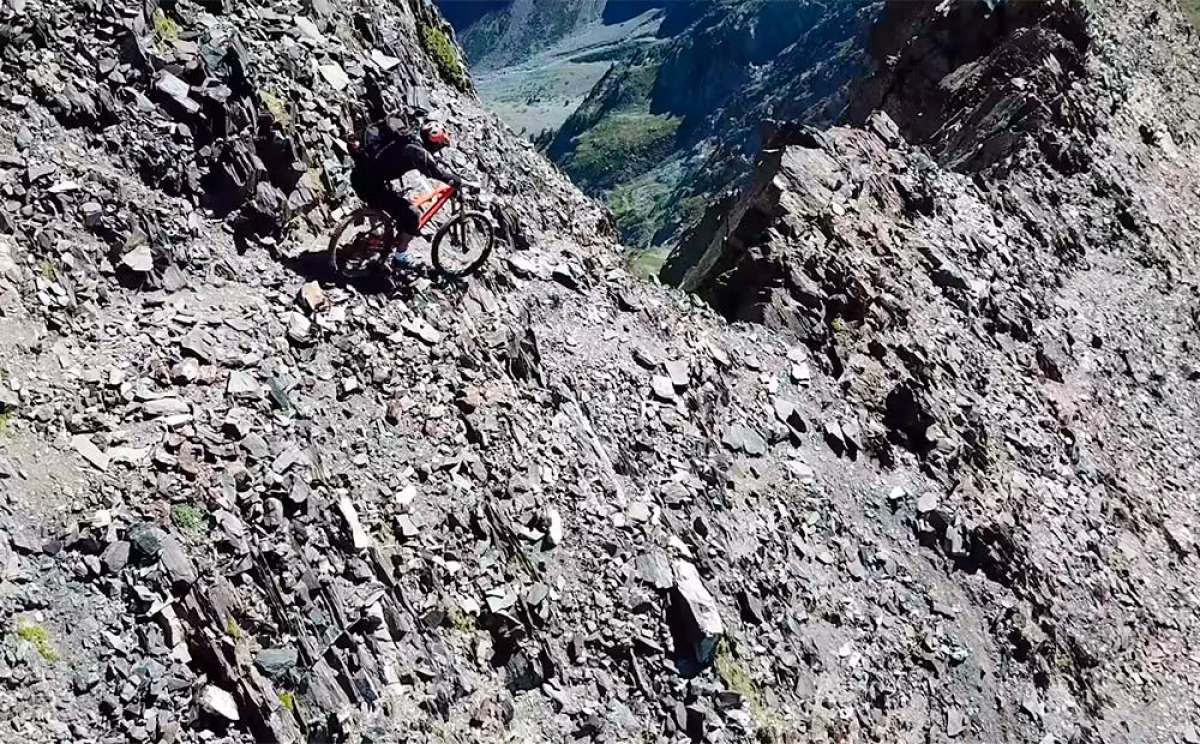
<box><xmin>450</xmin><ymin>5</ymin><xmax>666</xmax><ymax>140</ymax></box>
<box><xmin>3</xmin><ymin>0</ymin><xmax>1200</xmax><ymax>743</ymax></box>
<box><xmin>441</xmin><ymin>1</ymin><xmax>877</xmax><ymax>255</ymax></box>
<box><xmin>560</xmin><ymin>0</ymin><xmax>879</xmax><ymax>253</ymax></box>
<box><xmin>442</xmin><ymin>0</ymin><xmax>605</xmax><ymax>71</ymax></box>
<box><xmin>432</xmin><ymin>0</ymin><xmax>678</xmax><ymax>152</ymax></box>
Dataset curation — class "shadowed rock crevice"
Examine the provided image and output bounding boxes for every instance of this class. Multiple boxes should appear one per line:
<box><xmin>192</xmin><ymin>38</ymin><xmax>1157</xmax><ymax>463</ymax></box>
<box><xmin>851</xmin><ymin>0</ymin><xmax>1092</xmax><ymax>175</ymax></box>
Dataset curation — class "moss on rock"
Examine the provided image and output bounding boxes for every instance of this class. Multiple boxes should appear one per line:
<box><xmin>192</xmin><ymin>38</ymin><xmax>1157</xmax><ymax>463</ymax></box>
<box><xmin>421</xmin><ymin>26</ymin><xmax>471</xmax><ymax>92</ymax></box>
<box><xmin>16</xmin><ymin>622</ymin><xmax>60</xmax><ymax>662</ymax></box>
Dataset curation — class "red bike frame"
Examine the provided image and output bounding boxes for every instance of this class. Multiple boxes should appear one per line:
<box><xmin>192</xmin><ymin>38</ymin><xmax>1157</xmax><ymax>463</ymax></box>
<box><xmin>410</xmin><ymin>184</ymin><xmax>457</xmax><ymax>232</ymax></box>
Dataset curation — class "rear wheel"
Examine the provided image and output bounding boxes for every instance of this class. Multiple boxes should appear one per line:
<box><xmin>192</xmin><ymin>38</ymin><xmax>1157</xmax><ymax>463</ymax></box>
<box><xmin>431</xmin><ymin>211</ymin><xmax>494</xmax><ymax>277</ymax></box>
<box><xmin>330</xmin><ymin>208</ymin><xmax>393</xmax><ymax>278</ymax></box>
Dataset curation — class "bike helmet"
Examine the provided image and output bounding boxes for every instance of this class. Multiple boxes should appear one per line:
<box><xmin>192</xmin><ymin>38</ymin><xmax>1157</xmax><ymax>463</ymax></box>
<box><xmin>420</xmin><ymin>121</ymin><xmax>451</xmax><ymax>150</ymax></box>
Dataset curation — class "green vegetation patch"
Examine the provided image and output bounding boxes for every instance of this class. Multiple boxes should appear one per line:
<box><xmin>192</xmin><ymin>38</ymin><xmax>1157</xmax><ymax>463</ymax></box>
<box><xmin>171</xmin><ymin>503</ymin><xmax>208</xmax><ymax>534</ymax></box>
<box><xmin>445</xmin><ymin>605</ymin><xmax>476</xmax><ymax>634</ymax></box>
<box><xmin>16</xmin><ymin>622</ymin><xmax>60</xmax><ymax>662</ymax></box>
<box><xmin>715</xmin><ymin>641</ymin><xmax>763</xmax><ymax>710</ymax></box>
<box><xmin>152</xmin><ymin>9</ymin><xmax>180</xmax><ymax>44</ymax></box>
<box><xmin>278</xmin><ymin>690</ymin><xmax>296</xmax><ymax>713</ymax></box>
<box><xmin>610</xmin><ymin>174</ymin><xmax>676</xmax><ymax>250</ymax></box>
<box><xmin>421</xmin><ymin>26</ymin><xmax>470</xmax><ymax>91</ymax></box>
<box><xmin>563</xmin><ymin>112</ymin><xmax>681</xmax><ymax>191</ymax></box>
<box><xmin>675</xmin><ymin>194</ymin><xmax>711</xmax><ymax>238</ymax></box>
<box><xmin>624</xmin><ymin>248</ymin><xmax>668</xmax><ymax>282</ymax></box>
<box><xmin>38</xmin><ymin>259</ymin><xmax>58</xmax><ymax>281</ymax></box>
<box><xmin>1184</xmin><ymin>0</ymin><xmax>1200</xmax><ymax>31</ymax></box>
<box><xmin>259</xmin><ymin>89</ymin><xmax>291</xmax><ymax>129</ymax></box>
<box><xmin>715</xmin><ymin>640</ymin><xmax>792</xmax><ymax>741</ymax></box>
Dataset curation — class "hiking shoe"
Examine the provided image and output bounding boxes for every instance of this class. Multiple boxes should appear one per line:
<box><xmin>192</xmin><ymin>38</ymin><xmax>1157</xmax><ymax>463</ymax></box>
<box><xmin>391</xmin><ymin>251</ymin><xmax>418</xmax><ymax>272</ymax></box>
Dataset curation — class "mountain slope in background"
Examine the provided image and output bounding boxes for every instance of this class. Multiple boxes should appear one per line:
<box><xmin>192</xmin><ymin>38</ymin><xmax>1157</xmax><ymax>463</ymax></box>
<box><xmin>439</xmin><ymin>0</ymin><xmax>686</xmax><ymax>70</ymax></box>
<box><xmin>450</xmin><ymin>0</ymin><xmax>604</xmax><ymax>71</ymax></box>
<box><xmin>551</xmin><ymin>0</ymin><xmax>880</xmax><ymax>253</ymax></box>
<box><xmin>443</xmin><ymin>0</ymin><xmax>882</xmax><ymax>259</ymax></box>
<box><xmin>434</xmin><ymin>0</ymin><xmax>681</xmax><ymax>149</ymax></box>
<box><xmin>465</xmin><ymin>7</ymin><xmax>666</xmax><ymax>138</ymax></box>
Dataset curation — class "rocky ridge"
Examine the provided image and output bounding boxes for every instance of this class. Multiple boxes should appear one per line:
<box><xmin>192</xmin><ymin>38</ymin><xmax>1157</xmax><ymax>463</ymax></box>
<box><xmin>663</xmin><ymin>0</ymin><xmax>1200</xmax><ymax>736</ymax></box>
<box><xmin>540</xmin><ymin>0</ymin><xmax>877</xmax><ymax>250</ymax></box>
<box><xmin>2</xmin><ymin>1</ymin><xmax>1200</xmax><ymax>744</ymax></box>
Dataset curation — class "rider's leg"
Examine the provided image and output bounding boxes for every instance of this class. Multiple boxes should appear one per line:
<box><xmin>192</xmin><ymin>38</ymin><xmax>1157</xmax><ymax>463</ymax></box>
<box><xmin>350</xmin><ymin>171</ymin><xmax>397</xmax><ymax>251</ymax></box>
<box><xmin>376</xmin><ymin>185</ymin><xmax>423</xmax><ymax>270</ymax></box>
<box><xmin>379</xmin><ymin>186</ymin><xmax>421</xmax><ymax>244</ymax></box>
<box><xmin>350</xmin><ymin>167</ymin><xmax>389</xmax><ymax>214</ymax></box>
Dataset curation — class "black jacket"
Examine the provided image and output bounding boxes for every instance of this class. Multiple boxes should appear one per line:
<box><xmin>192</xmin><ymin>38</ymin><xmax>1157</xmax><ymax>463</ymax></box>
<box><xmin>356</xmin><ymin>116</ymin><xmax>460</xmax><ymax>185</ymax></box>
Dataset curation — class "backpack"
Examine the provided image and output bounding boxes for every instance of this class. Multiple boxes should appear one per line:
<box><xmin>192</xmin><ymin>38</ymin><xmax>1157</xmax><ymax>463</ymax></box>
<box><xmin>350</xmin><ymin>115</ymin><xmax>417</xmax><ymax>161</ymax></box>
<box><xmin>347</xmin><ymin>76</ymin><xmax>429</xmax><ymax>158</ymax></box>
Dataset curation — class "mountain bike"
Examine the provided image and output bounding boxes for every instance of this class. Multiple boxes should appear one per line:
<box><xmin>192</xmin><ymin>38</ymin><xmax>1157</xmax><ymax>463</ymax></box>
<box><xmin>329</xmin><ymin>183</ymin><xmax>494</xmax><ymax>279</ymax></box>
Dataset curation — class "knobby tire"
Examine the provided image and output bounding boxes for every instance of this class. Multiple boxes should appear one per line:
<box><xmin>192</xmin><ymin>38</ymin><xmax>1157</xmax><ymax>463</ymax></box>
<box><xmin>329</xmin><ymin>208</ymin><xmax>393</xmax><ymax>279</ymax></box>
<box><xmin>431</xmin><ymin>211</ymin><xmax>494</xmax><ymax>278</ymax></box>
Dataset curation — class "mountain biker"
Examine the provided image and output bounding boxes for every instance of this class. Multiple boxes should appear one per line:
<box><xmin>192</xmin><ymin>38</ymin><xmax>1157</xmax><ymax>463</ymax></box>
<box><xmin>350</xmin><ymin>117</ymin><xmax>466</xmax><ymax>271</ymax></box>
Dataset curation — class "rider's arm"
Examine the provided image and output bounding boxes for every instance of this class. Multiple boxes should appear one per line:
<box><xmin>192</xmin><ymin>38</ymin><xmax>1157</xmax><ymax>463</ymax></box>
<box><xmin>403</xmin><ymin>143</ymin><xmax>462</xmax><ymax>187</ymax></box>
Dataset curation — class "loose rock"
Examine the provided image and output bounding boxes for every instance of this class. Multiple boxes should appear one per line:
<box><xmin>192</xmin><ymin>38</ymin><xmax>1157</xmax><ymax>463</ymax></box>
<box><xmin>198</xmin><ymin>685</ymin><xmax>240</xmax><ymax>721</ymax></box>
<box><xmin>670</xmin><ymin>560</ymin><xmax>724</xmax><ymax>668</ymax></box>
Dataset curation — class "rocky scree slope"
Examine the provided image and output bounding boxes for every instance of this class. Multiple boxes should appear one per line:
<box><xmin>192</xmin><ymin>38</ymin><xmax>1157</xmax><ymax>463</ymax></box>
<box><xmin>1</xmin><ymin>3</ymin><xmax>1199</xmax><ymax>744</ymax></box>
<box><xmin>666</xmin><ymin>0</ymin><xmax>1200</xmax><ymax>736</ymax></box>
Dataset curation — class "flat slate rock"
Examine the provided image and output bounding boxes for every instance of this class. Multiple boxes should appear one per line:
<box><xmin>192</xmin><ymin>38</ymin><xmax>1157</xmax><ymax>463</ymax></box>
<box><xmin>722</xmin><ymin>423</ymin><xmax>767</xmax><ymax>457</ymax></box>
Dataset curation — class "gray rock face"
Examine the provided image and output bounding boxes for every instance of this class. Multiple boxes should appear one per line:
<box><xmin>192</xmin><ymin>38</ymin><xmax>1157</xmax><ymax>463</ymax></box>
<box><xmin>849</xmin><ymin>0</ymin><xmax>1089</xmax><ymax>174</ymax></box>
<box><xmin>650</xmin><ymin>375</ymin><xmax>675</xmax><ymax>402</ymax></box>
<box><xmin>722</xmin><ymin>423</ymin><xmax>767</xmax><ymax>457</ymax></box>
<box><xmin>128</xmin><ymin>523</ymin><xmax>166</xmax><ymax>561</ymax></box>
<box><xmin>128</xmin><ymin>523</ymin><xmax>196</xmax><ymax>585</ymax></box>
<box><xmin>142</xmin><ymin>397</ymin><xmax>190</xmax><ymax>417</ymax></box>
<box><xmin>226</xmin><ymin>371</ymin><xmax>260</xmax><ymax>400</ymax></box>
<box><xmin>0</xmin><ymin>385</ymin><xmax>18</xmax><ymax>411</ymax></box>
<box><xmin>636</xmin><ymin>551</ymin><xmax>674</xmax><ymax>590</ymax></box>
<box><xmin>71</xmin><ymin>434</ymin><xmax>109</xmax><ymax>471</ymax></box>
<box><xmin>100</xmin><ymin>541</ymin><xmax>130</xmax><ymax>574</ymax></box>
<box><xmin>669</xmin><ymin>561</ymin><xmax>724</xmax><ymax>671</ymax></box>
<box><xmin>198</xmin><ymin>685</ymin><xmax>240</xmax><ymax>721</ymax></box>
<box><xmin>254</xmin><ymin>647</ymin><xmax>299</xmax><ymax>678</ymax></box>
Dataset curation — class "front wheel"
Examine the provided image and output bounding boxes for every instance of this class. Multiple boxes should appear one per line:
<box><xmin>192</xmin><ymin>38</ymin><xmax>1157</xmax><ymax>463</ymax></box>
<box><xmin>431</xmin><ymin>211</ymin><xmax>494</xmax><ymax>278</ymax></box>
